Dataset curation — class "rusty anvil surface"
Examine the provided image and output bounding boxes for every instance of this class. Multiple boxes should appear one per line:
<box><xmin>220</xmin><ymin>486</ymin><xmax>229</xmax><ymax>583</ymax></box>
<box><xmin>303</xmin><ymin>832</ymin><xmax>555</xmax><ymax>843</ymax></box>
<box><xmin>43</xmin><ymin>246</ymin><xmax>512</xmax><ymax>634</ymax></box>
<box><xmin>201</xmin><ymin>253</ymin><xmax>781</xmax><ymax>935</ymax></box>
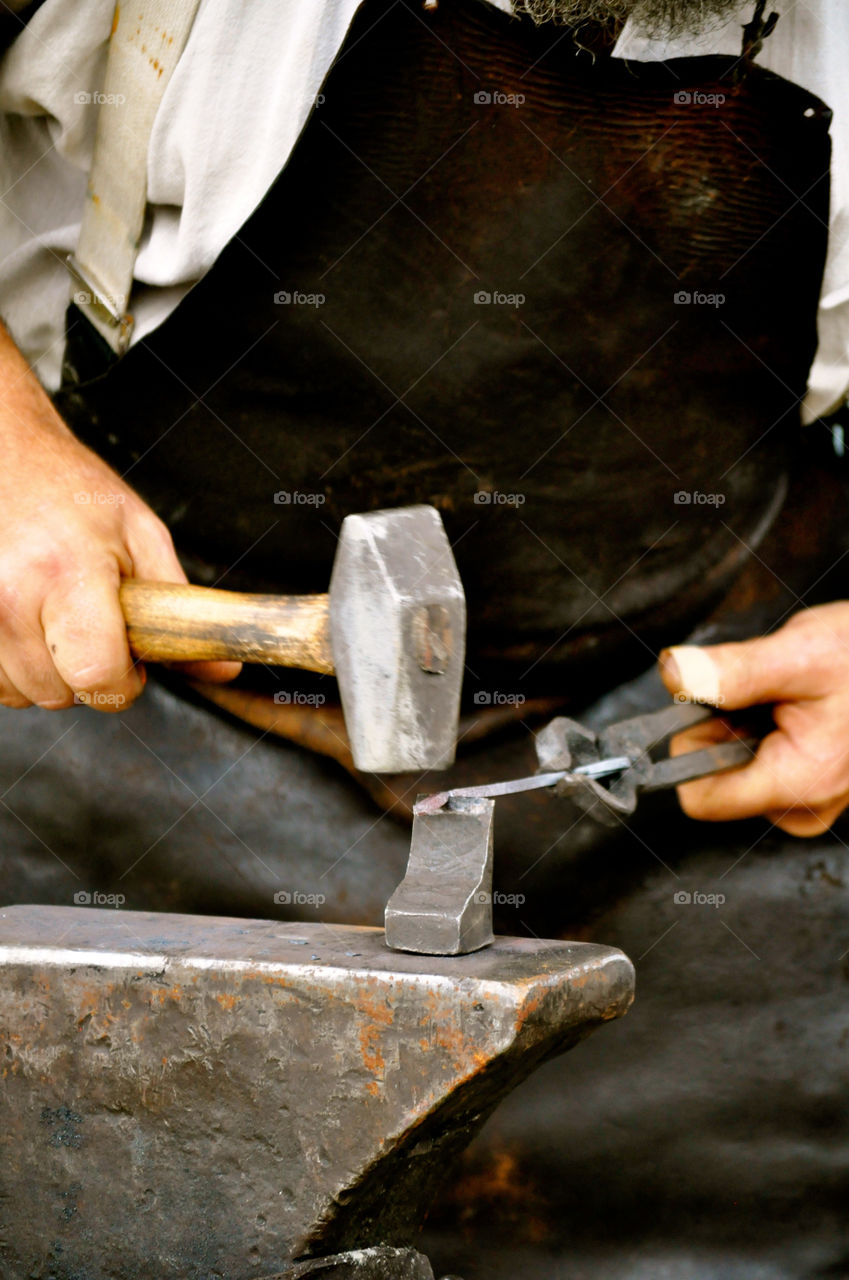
<box><xmin>0</xmin><ymin>906</ymin><xmax>634</xmax><ymax>1280</ymax></box>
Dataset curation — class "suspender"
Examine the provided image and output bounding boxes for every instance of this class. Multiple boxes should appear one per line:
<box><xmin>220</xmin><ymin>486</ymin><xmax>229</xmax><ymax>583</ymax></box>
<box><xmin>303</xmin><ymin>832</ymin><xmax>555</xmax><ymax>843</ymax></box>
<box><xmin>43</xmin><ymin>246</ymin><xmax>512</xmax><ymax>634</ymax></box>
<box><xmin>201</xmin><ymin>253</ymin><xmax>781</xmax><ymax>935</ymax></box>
<box><xmin>67</xmin><ymin>0</ymin><xmax>201</xmax><ymax>354</ymax></box>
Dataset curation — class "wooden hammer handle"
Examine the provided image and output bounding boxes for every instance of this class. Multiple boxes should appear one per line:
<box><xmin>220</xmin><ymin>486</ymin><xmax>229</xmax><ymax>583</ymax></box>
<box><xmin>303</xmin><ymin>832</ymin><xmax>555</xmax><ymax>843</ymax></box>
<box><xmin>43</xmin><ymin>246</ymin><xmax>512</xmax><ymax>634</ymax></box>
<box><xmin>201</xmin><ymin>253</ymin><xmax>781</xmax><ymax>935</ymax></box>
<box><xmin>119</xmin><ymin>581</ymin><xmax>333</xmax><ymax>674</ymax></box>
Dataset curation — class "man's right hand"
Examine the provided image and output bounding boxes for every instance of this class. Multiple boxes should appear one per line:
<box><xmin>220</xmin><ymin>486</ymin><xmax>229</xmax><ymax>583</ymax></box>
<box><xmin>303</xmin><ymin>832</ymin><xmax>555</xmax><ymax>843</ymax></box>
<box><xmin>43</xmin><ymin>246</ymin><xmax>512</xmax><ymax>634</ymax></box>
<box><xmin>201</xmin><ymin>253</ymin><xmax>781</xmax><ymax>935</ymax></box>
<box><xmin>0</xmin><ymin>321</ymin><xmax>239</xmax><ymax>712</ymax></box>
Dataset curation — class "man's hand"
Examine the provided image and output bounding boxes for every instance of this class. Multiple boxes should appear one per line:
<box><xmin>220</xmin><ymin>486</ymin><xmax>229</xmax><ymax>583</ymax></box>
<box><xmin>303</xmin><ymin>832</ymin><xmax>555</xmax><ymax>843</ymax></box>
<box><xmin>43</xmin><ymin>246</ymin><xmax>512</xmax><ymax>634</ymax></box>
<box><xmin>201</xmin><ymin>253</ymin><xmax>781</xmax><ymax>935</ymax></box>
<box><xmin>0</xmin><ymin>322</ymin><xmax>239</xmax><ymax>712</ymax></box>
<box><xmin>660</xmin><ymin>603</ymin><xmax>849</xmax><ymax>836</ymax></box>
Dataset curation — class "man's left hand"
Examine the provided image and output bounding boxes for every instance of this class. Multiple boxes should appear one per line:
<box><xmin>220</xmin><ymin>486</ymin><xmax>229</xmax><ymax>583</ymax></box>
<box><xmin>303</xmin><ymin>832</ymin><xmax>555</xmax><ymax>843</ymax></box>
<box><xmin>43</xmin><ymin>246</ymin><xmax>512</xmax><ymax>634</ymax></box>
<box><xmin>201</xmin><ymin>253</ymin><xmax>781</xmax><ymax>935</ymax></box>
<box><xmin>660</xmin><ymin>602</ymin><xmax>849</xmax><ymax>836</ymax></box>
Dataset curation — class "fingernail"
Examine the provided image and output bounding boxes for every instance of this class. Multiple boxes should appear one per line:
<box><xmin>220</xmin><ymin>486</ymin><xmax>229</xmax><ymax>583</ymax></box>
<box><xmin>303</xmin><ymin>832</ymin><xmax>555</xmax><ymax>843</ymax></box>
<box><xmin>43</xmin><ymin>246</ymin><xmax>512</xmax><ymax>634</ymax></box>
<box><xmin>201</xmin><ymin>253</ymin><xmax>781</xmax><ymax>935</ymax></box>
<box><xmin>659</xmin><ymin>649</ymin><xmax>681</xmax><ymax>689</ymax></box>
<box><xmin>661</xmin><ymin>645</ymin><xmax>722</xmax><ymax>705</ymax></box>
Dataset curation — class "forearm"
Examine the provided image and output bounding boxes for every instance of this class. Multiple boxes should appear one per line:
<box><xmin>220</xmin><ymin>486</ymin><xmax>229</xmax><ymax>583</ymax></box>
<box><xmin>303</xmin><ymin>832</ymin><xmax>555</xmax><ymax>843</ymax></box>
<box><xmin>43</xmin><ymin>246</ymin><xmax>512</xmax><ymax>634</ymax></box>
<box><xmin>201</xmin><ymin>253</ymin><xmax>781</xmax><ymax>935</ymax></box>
<box><xmin>0</xmin><ymin>318</ymin><xmax>77</xmax><ymax>459</ymax></box>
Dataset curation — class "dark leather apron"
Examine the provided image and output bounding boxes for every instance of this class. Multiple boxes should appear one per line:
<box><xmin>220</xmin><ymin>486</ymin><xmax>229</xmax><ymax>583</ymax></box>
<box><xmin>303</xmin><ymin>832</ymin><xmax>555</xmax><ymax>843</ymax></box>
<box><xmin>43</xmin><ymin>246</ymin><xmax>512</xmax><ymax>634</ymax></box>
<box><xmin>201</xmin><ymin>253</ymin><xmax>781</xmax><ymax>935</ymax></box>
<box><xmin>56</xmin><ymin>0</ymin><xmax>830</xmax><ymax>701</ymax></box>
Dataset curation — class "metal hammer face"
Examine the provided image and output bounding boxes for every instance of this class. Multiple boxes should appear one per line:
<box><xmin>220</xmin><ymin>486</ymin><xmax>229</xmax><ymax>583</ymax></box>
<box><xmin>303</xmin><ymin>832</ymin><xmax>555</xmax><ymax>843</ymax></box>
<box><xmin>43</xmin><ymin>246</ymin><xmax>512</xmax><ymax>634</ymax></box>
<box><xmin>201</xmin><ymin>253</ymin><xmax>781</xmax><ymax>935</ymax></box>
<box><xmin>329</xmin><ymin>506</ymin><xmax>465</xmax><ymax>773</ymax></box>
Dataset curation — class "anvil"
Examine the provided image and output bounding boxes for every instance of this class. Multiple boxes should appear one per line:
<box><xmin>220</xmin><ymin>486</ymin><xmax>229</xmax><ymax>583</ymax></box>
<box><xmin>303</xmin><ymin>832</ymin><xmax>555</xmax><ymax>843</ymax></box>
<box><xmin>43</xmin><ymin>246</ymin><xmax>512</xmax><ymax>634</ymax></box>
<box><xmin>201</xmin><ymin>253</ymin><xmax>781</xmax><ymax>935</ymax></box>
<box><xmin>0</xmin><ymin>905</ymin><xmax>633</xmax><ymax>1278</ymax></box>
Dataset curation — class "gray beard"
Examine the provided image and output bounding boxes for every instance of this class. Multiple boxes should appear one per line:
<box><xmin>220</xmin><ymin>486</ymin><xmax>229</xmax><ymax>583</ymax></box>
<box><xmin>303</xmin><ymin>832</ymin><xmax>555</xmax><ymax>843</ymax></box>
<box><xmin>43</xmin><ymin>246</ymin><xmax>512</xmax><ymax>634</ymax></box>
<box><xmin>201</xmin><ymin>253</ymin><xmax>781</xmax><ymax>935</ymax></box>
<box><xmin>512</xmin><ymin>0</ymin><xmax>746</xmax><ymax>37</ymax></box>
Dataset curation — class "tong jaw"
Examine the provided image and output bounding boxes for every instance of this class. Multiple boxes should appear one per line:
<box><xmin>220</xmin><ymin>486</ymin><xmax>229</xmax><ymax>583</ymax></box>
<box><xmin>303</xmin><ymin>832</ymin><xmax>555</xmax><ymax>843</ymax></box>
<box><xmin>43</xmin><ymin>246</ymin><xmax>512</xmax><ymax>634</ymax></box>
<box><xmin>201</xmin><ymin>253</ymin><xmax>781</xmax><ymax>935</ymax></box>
<box><xmin>535</xmin><ymin>703</ymin><xmax>717</xmax><ymax>826</ymax></box>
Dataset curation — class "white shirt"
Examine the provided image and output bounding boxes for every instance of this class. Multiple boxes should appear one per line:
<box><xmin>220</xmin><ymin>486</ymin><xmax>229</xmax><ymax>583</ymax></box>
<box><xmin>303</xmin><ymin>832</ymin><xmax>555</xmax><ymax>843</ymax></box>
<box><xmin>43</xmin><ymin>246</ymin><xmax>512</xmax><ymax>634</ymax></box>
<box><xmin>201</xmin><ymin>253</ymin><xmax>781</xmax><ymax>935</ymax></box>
<box><xmin>0</xmin><ymin>0</ymin><xmax>846</xmax><ymax>421</ymax></box>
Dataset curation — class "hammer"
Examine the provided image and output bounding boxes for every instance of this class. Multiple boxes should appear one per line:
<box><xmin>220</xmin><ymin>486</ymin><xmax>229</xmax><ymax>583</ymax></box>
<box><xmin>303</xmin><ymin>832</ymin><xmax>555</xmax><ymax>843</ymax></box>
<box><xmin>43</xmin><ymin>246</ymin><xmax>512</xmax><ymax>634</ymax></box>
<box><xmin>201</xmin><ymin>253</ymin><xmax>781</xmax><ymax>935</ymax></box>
<box><xmin>118</xmin><ymin>505</ymin><xmax>465</xmax><ymax>774</ymax></box>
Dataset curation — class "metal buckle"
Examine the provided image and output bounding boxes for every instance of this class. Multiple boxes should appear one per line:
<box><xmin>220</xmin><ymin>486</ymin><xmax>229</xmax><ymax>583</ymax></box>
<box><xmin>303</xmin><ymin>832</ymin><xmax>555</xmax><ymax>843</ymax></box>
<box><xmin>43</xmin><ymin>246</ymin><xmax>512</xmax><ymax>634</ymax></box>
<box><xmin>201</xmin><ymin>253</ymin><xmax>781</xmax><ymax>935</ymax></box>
<box><xmin>66</xmin><ymin>254</ymin><xmax>134</xmax><ymax>354</ymax></box>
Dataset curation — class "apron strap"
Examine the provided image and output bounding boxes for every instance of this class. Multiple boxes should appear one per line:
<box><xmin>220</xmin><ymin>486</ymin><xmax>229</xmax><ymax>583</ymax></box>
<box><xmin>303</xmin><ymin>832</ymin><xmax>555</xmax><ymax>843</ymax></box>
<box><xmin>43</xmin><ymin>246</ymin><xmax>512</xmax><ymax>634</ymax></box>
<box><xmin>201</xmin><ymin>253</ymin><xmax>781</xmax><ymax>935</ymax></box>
<box><xmin>67</xmin><ymin>0</ymin><xmax>201</xmax><ymax>354</ymax></box>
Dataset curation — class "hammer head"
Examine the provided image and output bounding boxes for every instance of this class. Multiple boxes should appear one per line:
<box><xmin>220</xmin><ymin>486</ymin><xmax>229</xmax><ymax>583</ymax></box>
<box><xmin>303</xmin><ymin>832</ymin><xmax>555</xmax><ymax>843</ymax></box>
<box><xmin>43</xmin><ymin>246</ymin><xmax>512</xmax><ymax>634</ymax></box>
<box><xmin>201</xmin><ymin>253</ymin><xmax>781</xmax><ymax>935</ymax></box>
<box><xmin>329</xmin><ymin>506</ymin><xmax>465</xmax><ymax>773</ymax></box>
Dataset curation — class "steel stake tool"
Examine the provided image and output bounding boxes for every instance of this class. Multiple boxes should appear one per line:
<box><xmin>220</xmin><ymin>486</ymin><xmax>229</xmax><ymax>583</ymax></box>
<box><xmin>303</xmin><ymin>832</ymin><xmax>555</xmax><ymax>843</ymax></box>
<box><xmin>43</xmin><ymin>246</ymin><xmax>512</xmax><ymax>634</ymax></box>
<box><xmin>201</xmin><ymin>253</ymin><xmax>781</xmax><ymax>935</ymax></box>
<box><xmin>386</xmin><ymin>701</ymin><xmax>757</xmax><ymax>955</ymax></box>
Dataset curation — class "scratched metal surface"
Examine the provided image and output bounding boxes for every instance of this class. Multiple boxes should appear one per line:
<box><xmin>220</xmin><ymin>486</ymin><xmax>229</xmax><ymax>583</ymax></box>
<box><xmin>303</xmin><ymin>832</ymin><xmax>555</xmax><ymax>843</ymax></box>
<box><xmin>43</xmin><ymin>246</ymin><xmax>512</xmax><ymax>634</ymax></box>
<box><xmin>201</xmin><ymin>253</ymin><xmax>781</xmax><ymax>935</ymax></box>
<box><xmin>0</xmin><ymin>907</ymin><xmax>633</xmax><ymax>1280</ymax></box>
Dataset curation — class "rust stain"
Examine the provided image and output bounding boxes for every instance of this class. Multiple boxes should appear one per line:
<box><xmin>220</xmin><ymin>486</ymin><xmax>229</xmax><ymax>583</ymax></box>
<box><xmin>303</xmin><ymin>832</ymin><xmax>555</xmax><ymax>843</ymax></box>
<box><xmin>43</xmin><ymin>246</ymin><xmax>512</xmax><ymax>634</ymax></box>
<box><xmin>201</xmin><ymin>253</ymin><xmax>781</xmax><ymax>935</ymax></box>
<box><xmin>359</xmin><ymin>1024</ymin><xmax>385</xmax><ymax>1078</ymax></box>
<box><xmin>418</xmin><ymin>991</ymin><xmax>488</xmax><ymax>1069</ymax></box>
<box><xmin>152</xmin><ymin>985</ymin><xmax>183</xmax><ymax>1006</ymax></box>
<box><xmin>433</xmin><ymin>1146</ymin><xmax>553</xmax><ymax>1246</ymax></box>
<box><xmin>520</xmin><ymin>993</ymin><xmax>543</xmax><ymax>1019</ymax></box>
<box><xmin>214</xmin><ymin>992</ymin><xmax>240</xmax><ymax>1011</ymax></box>
<box><xmin>353</xmin><ymin>985</ymin><xmax>395</xmax><ymax>1084</ymax></box>
<box><xmin>354</xmin><ymin>984</ymin><xmax>393</xmax><ymax>1027</ymax></box>
<box><xmin>111</xmin><ymin>4</ymin><xmax>120</xmax><ymax>37</ymax></box>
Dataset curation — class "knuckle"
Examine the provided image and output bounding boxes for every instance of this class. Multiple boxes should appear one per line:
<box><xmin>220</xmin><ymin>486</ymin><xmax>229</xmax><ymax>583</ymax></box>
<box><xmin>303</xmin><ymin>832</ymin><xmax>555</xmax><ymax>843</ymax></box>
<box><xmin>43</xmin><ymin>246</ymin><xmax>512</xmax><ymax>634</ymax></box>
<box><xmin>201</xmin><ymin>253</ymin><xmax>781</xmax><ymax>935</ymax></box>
<box><xmin>36</xmin><ymin>691</ymin><xmax>76</xmax><ymax>711</ymax></box>
<box><xmin>798</xmin><ymin>782</ymin><xmax>843</xmax><ymax>809</ymax></box>
<box><xmin>779</xmin><ymin>612</ymin><xmax>839</xmax><ymax>662</ymax></box>
<box><xmin>135</xmin><ymin>509</ymin><xmax>175</xmax><ymax>552</ymax></box>
<box><xmin>781</xmin><ymin>609</ymin><xmax>811</xmax><ymax>632</ymax></box>
<box><xmin>785</xmin><ymin>757</ymin><xmax>846</xmax><ymax>807</ymax></box>
<box><xmin>0</xmin><ymin>579</ymin><xmax>25</xmax><ymax>633</ymax></box>
<box><xmin>0</xmin><ymin>692</ymin><xmax>32</xmax><ymax>709</ymax></box>
<box><xmin>68</xmin><ymin>661</ymin><xmax>126</xmax><ymax>692</ymax></box>
<box><xmin>775</xmin><ymin>812</ymin><xmax>828</xmax><ymax>837</ymax></box>
<box><xmin>68</xmin><ymin>659</ymin><xmax>141</xmax><ymax>712</ymax></box>
<box><xmin>0</xmin><ymin>545</ymin><xmax>66</xmax><ymax>588</ymax></box>
<box><xmin>0</xmin><ymin>550</ymin><xmax>81</xmax><ymax>638</ymax></box>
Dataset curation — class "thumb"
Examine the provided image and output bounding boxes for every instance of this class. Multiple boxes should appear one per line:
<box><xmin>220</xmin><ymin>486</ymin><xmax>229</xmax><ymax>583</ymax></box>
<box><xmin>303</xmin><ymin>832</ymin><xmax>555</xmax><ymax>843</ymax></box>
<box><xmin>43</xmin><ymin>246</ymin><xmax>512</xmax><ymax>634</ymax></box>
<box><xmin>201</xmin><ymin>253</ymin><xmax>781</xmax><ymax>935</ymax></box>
<box><xmin>124</xmin><ymin>507</ymin><xmax>190</xmax><ymax>586</ymax></box>
<box><xmin>659</xmin><ymin>630</ymin><xmax>833</xmax><ymax>710</ymax></box>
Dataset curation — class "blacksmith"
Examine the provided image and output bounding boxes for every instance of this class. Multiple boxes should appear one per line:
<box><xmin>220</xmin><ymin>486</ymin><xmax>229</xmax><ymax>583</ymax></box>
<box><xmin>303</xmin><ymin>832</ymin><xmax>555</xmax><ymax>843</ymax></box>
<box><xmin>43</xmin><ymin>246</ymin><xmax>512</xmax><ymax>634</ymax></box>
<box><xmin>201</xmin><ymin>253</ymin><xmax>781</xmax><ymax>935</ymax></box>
<box><xmin>1</xmin><ymin>1</ymin><xmax>847</xmax><ymax>1274</ymax></box>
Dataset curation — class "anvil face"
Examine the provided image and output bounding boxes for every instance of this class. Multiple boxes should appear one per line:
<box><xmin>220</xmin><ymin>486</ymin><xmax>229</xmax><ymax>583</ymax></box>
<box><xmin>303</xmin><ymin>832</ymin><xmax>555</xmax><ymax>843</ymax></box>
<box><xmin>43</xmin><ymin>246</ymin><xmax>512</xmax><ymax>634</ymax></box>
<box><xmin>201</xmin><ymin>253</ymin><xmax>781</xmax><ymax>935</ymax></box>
<box><xmin>0</xmin><ymin>906</ymin><xmax>633</xmax><ymax>1278</ymax></box>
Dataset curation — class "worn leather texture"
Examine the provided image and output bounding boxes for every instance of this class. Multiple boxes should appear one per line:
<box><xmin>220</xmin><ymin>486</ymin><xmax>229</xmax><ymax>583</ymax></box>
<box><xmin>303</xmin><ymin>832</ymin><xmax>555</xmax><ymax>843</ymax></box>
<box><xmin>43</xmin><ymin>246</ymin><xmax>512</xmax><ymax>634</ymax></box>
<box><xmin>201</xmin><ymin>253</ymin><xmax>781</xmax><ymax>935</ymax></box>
<box><xmin>58</xmin><ymin>0</ymin><xmax>830</xmax><ymax>692</ymax></box>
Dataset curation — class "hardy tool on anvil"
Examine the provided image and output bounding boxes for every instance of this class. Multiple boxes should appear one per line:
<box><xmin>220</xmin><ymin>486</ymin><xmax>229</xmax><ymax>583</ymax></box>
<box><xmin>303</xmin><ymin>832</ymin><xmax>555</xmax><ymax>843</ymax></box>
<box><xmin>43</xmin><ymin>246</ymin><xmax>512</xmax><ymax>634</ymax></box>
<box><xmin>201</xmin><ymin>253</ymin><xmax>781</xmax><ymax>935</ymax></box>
<box><xmin>117</xmin><ymin>504</ymin><xmax>465</xmax><ymax>773</ymax></box>
<box><xmin>385</xmin><ymin>700</ymin><xmax>757</xmax><ymax>955</ymax></box>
